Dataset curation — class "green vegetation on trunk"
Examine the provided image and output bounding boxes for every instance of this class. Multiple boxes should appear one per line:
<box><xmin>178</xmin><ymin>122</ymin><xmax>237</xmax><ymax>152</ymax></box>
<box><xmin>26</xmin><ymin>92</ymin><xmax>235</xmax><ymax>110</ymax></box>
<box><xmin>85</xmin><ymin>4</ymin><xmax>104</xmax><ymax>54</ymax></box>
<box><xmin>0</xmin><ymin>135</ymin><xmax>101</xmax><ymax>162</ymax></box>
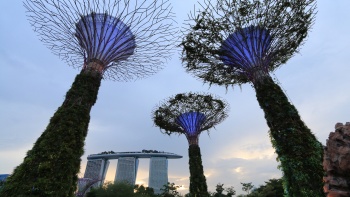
<box><xmin>0</xmin><ymin>69</ymin><xmax>102</xmax><ymax>197</ymax></box>
<box><xmin>254</xmin><ymin>76</ymin><xmax>324</xmax><ymax>197</ymax></box>
<box><xmin>188</xmin><ymin>144</ymin><xmax>209</xmax><ymax>197</ymax></box>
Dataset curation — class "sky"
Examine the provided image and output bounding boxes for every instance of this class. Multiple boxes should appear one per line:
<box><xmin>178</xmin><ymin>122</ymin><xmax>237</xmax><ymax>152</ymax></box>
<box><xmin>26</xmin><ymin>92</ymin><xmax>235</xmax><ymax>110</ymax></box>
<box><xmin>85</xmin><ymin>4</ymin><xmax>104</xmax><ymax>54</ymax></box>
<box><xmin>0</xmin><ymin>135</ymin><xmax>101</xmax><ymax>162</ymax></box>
<box><xmin>0</xmin><ymin>0</ymin><xmax>349</xmax><ymax>195</ymax></box>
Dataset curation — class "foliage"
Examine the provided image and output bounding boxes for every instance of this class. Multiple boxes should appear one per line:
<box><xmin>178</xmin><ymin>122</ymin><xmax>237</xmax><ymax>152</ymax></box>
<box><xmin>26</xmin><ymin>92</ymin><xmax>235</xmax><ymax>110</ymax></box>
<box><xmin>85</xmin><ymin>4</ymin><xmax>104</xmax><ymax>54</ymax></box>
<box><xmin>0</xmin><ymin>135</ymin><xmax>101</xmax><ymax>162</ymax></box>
<box><xmin>210</xmin><ymin>183</ymin><xmax>236</xmax><ymax>197</ymax></box>
<box><xmin>134</xmin><ymin>184</ymin><xmax>156</xmax><ymax>197</ymax></box>
<box><xmin>241</xmin><ymin>183</ymin><xmax>254</xmax><ymax>195</ymax></box>
<box><xmin>255</xmin><ymin>77</ymin><xmax>324</xmax><ymax>197</ymax></box>
<box><xmin>181</xmin><ymin>0</ymin><xmax>316</xmax><ymax>86</ymax></box>
<box><xmin>86</xmin><ymin>182</ymin><xmax>185</xmax><ymax>197</ymax></box>
<box><xmin>214</xmin><ymin>183</ymin><xmax>225</xmax><ymax>196</ymax></box>
<box><xmin>159</xmin><ymin>182</ymin><xmax>183</xmax><ymax>197</ymax></box>
<box><xmin>247</xmin><ymin>178</ymin><xmax>284</xmax><ymax>197</ymax></box>
<box><xmin>0</xmin><ymin>70</ymin><xmax>102</xmax><ymax>197</ymax></box>
<box><xmin>0</xmin><ymin>180</ymin><xmax>5</xmax><ymax>193</ymax></box>
<box><xmin>188</xmin><ymin>145</ymin><xmax>209</xmax><ymax>197</ymax></box>
<box><xmin>225</xmin><ymin>186</ymin><xmax>236</xmax><ymax>197</ymax></box>
<box><xmin>153</xmin><ymin>92</ymin><xmax>229</xmax><ymax>145</ymax></box>
<box><xmin>86</xmin><ymin>182</ymin><xmax>135</xmax><ymax>197</ymax></box>
<box><xmin>153</xmin><ymin>93</ymin><xmax>229</xmax><ymax>196</ymax></box>
<box><xmin>180</xmin><ymin>0</ymin><xmax>323</xmax><ymax>196</ymax></box>
<box><xmin>3</xmin><ymin>0</ymin><xmax>176</xmax><ymax>195</ymax></box>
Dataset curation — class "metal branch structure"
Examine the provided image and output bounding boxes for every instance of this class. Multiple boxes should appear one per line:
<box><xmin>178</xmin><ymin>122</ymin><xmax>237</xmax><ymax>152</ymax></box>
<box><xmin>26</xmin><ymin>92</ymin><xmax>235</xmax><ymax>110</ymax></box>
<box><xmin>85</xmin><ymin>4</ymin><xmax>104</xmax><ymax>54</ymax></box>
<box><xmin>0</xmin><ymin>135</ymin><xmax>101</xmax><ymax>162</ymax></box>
<box><xmin>24</xmin><ymin>0</ymin><xmax>176</xmax><ymax>81</ymax></box>
<box><xmin>219</xmin><ymin>25</ymin><xmax>272</xmax><ymax>83</ymax></box>
<box><xmin>0</xmin><ymin>1</ymin><xmax>176</xmax><ymax>196</ymax></box>
<box><xmin>153</xmin><ymin>92</ymin><xmax>229</xmax><ymax>197</ymax></box>
<box><xmin>181</xmin><ymin>0</ymin><xmax>324</xmax><ymax>196</ymax></box>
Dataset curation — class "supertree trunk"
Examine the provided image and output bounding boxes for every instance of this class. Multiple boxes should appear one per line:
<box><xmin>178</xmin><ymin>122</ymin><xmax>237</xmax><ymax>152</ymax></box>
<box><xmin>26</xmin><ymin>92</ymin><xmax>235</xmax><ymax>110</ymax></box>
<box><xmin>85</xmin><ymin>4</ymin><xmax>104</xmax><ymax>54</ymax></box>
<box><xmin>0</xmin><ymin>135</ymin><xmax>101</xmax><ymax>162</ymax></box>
<box><xmin>188</xmin><ymin>144</ymin><xmax>209</xmax><ymax>197</ymax></box>
<box><xmin>253</xmin><ymin>75</ymin><xmax>324</xmax><ymax>197</ymax></box>
<box><xmin>0</xmin><ymin>67</ymin><xmax>102</xmax><ymax>197</ymax></box>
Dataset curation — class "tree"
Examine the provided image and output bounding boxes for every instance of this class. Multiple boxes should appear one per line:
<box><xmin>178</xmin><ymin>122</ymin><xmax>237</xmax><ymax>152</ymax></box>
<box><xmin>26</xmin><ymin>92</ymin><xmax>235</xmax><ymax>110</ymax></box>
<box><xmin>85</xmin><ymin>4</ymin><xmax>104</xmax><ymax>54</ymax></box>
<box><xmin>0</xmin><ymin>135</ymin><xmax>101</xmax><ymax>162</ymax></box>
<box><xmin>180</xmin><ymin>0</ymin><xmax>323</xmax><ymax>196</ymax></box>
<box><xmin>86</xmin><ymin>182</ymin><xmax>186</xmax><ymax>197</ymax></box>
<box><xmin>214</xmin><ymin>183</ymin><xmax>225</xmax><ymax>196</ymax></box>
<box><xmin>0</xmin><ymin>0</ymin><xmax>176</xmax><ymax>196</ymax></box>
<box><xmin>211</xmin><ymin>183</ymin><xmax>236</xmax><ymax>197</ymax></box>
<box><xmin>247</xmin><ymin>178</ymin><xmax>284</xmax><ymax>197</ymax></box>
<box><xmin>225</xmin><ymin>186</ymin><xmax>236</xmax><ymax>197</ymax></box>
<box><xmin>241</xmin><ymin>183</ymin><xmax>254</xmax><ymax>195</ymax></box>
<box><xmin>153</xmin><ymin>93</ymin><xmax>229</xmax><ymax>197</ymax></box>
<box><xmin>86</xmin><ymin>182</ymin><xmax>135</xmax><ymax>197</ymax></box>
<box><xmin>134</xmin><ymin>184</ymin><xmax>156</xmax><ymax>197</ymax></box>
<box><xmin>159</xmin><ymin>182</ymin><xmax>183</xmax><ymax>197</ymax></box>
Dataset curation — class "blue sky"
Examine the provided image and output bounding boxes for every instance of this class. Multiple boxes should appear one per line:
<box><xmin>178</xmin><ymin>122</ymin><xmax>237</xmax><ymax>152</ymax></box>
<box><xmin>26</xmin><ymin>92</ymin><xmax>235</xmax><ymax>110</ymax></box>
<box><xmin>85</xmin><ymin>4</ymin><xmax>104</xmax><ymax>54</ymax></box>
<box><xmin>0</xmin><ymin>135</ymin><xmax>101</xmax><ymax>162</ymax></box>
<box><xmin>0</xmin><ymin>0</ymin><xmax>349</xmax><ymax>195</ymax></box>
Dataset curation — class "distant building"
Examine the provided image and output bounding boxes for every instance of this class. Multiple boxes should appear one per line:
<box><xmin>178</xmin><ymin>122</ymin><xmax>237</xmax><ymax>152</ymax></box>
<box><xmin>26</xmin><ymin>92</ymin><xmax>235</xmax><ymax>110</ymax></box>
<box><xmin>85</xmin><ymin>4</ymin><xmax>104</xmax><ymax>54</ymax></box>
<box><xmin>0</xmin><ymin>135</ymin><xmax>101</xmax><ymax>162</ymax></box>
<box><xmin>149</xmin><ymin>157</ymin><xmax>168</xmax><ymax>194</ymax></box>
<box><xmin>83</xmin><ymin>159</ymin><xmax>110</xmax><ymax>186</ymax></box>
<box><xmin>115</xmin><ymin>157</ymin><xmax>139</xmax><ymax>184</ymax></box>
<box><xmin>83</xmin><ymin>150</ymin><xmax>182</xmax><ymax>194</ymax></box>
<box><xmin>76</xmin><ymin>177</ymin><xmax>99</xmax><ymax>196</ymax></box>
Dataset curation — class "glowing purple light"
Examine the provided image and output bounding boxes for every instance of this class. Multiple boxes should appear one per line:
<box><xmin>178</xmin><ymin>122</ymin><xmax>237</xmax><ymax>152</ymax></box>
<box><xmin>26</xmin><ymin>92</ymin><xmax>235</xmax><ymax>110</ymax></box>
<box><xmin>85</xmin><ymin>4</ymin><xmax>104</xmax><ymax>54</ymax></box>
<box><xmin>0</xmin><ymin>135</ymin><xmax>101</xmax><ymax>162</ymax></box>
<box><xmin>176</xmin><ymin>112</ymin><xmax>206</xmax><ymax>135</ymax></box>
<box><xmin>75</xmin><ymin>13</ymin><xmax>136</xmax><ymax>66</ymax></box>
<box><xmin>220</xmin><ymin>26</ymin><xmax>272</xmax><ymax>70</ymax></box>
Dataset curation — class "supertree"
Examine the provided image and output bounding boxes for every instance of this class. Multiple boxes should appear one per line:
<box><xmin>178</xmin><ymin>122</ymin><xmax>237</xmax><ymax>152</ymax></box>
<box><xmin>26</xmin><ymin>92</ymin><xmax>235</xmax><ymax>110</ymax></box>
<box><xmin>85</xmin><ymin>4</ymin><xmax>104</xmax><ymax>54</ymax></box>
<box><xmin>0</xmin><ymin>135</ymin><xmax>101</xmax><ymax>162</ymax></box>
<box><xmin>153</xmin><ymin>92</ymin><xmax>229</xmax><ymax>197</ymax></box>
<box><xmin>180</xmin><ymin>0</ymin><xmax>323</xmax><ymax>196</ymax></box>
<box><xmin>0</xmin><ymin>0</ymin><xmax>176</xmax><ymax>196</ymax></box>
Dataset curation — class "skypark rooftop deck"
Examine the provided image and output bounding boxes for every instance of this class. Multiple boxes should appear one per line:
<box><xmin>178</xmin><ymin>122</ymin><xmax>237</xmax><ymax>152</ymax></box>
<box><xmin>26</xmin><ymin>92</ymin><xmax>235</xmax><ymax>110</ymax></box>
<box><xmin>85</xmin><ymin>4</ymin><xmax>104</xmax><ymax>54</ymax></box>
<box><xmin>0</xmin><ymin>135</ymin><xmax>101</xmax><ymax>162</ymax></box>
<box><xmin>87</xmin><ymin>150</ymin><xmax>182</xmax><ymax>160</ymax></box>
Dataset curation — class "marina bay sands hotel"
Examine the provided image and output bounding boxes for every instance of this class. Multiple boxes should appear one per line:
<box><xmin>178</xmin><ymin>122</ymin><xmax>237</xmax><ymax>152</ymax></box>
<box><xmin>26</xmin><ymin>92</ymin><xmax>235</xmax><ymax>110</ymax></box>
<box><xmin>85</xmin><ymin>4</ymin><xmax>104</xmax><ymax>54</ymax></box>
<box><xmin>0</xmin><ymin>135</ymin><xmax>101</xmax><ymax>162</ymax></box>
<box><xmin>83</xmin><ymin>150</ymin><xmax>182</xmax><ymax>193</ymax></box>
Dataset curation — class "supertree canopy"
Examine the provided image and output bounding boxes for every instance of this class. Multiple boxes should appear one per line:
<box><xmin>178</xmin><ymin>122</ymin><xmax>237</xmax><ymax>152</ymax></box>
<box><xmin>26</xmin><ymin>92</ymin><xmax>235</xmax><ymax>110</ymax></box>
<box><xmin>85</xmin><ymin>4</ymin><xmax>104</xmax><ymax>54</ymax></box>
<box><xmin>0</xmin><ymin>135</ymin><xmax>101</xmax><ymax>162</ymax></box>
<box><xmin>24</xmin><ymin>0</ymin><xmax>176</xmax><ymax>80</ymax></box>
<box><xmin>153</xmin><ymin>92</ymin><xmax>229</xmax><ymax>197</ymax></box>
<box><xmin>75</xmin><ymin>13</ymin><xmax>136</xmax><ymax>68</ymax></box>
<box><xmin>181</xmin><ymin>0</ymin><xmax>324</xmax><ymax>196</ymax></box>
<box><xmin>153</xmin><ymin>93</ymin><xmax>229</xmax><ymax>145</ymax></box>
<box><xmin>219</xmin><ymin>26</ymin><xmax>272</xmax><ymax>82</ymax></box>
<box><xmin>182</xmin><ymin>0</ymin><xmax>315</xmax><ymax>86</ymax></box>
<box><xmin>176</xmin><ymin>112</ymin><xmax>207</xmax><ymax>145</ymax></box>
<box><xmin>0</xmin><ymin>1</ymin><xmax>176</xmax><ymax>196</ymax></box>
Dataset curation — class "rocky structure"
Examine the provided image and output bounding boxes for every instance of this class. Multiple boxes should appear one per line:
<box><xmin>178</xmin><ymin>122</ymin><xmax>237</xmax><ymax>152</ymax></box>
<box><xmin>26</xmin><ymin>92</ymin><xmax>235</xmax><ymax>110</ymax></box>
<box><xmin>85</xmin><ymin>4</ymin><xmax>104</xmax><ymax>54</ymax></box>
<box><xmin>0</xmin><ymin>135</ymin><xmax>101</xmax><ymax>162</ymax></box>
<box><xmin>323</xmin><ymin>122</ymin><xmax>350</xmax><ymax>197</ymax></box>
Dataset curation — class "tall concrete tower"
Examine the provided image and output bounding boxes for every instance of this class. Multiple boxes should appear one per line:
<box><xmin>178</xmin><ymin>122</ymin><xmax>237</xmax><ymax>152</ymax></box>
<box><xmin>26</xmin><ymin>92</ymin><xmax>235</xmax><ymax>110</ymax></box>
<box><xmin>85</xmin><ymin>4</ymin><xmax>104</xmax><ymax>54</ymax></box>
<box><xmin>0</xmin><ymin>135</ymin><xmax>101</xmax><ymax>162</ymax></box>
<box><xmin>149</xmin><ymin>157</ymin><xmax>168</xmax><ymax>194</ymax></box>
<box><xmin>115</xmin><ymin>157</ymin><xmax>139</xmax><ymax>184</ymax></box>
<box><xmin>83</xmin><ymin>159</ymin><xmax>110</xmax><ymax>186</ymax></box>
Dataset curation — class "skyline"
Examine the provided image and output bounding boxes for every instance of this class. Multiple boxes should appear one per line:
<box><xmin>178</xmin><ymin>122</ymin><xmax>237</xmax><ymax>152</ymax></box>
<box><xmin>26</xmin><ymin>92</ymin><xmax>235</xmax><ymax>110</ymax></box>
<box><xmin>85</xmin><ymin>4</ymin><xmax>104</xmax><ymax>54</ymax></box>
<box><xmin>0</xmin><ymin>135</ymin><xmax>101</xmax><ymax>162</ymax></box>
<box><xmin>1</xmin><ymin>0</ymin><xmax>349</xmax><ymax>195</ymax></box>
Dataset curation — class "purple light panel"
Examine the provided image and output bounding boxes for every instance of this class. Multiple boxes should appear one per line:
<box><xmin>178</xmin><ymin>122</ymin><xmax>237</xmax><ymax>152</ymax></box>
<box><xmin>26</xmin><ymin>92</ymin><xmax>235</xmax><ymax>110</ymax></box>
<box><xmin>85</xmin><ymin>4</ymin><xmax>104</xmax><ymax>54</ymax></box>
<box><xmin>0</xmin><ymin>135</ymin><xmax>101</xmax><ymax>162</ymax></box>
<box><xmin>75</xmin><ymin>13</ymin><xmax>136</xmax><ymax>66</ymax></box>
<box><xmin>176</xmin><ymin>112</ymin><xmax>206</xmax><ymax>135</ymax></box>
<box><xmin>220</xmin><ymin>26</ymin><xmax>272</xmax><ymax>70</ymax></box>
